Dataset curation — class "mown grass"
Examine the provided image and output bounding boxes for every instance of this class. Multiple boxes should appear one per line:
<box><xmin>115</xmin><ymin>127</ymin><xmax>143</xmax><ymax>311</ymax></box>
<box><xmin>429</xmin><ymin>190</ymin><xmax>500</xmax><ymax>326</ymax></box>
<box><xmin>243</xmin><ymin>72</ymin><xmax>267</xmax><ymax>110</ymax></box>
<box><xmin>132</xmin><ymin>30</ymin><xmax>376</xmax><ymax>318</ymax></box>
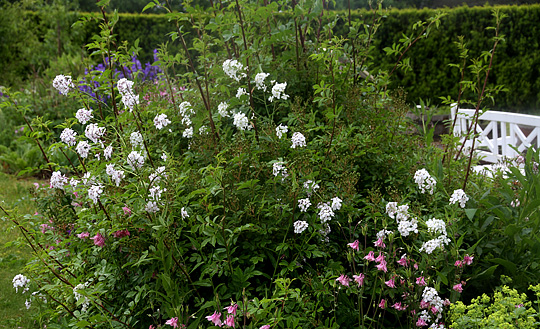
<box><xmin>0</xmin><ymin>172</ymin><xmax>42</xmax><ymax>328</ymax></box>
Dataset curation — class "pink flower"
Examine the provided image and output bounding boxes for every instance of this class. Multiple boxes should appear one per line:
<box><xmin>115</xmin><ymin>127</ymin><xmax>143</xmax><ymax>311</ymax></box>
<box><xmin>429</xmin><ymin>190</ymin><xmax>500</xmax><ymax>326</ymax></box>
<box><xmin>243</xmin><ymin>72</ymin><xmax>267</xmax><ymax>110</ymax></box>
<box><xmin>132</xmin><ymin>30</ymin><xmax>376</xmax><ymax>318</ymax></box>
<box><xmin>353</xmin><ymin>273</ymin><xmax>365</xmax><ymax>287</ymax></box>
<box><xmin>77</xmin><ymin>232</ymin><xmax>90</xmax><ymax>239</ymax></box>
<box><xmin>260</xmin><ymin>326</ymin><xmax>271</xmax><ymax>329</ymax></box>
<box><xmin>464</xmin><ymin>254</ymin><xmax>474</xmax><ymax>265</ymax></box>
<box><xmin>420</xmin><ymin>300</ymin><xmax>430</xmax><ymax>309</ymax></box>
<box><xmin>375</xmin><ymin>253</ymin><xmax>385</xmax><ymax>263</ymax></box>
<box><xmin>454</xmin><ymin>260</ymin><xmax>463</xmax><ymax>268</ymax></box>
<box><xmin>112</xmin><ymin>229</ymin><xmax>130</xmax><ymax>238</ymax></box>
<box><xmin>206</xmin><ymin>311</ymin><xmax>222</xmax><ymax>327</ymax></box>
<box><xmin>91</xmin><ymin>233</ymin><xmax>105</xmax><ymax>247</ymax></box>
<box><xmin>376</xmin><ymin>260</ymin><xmax>388</xmax><ymax>272</ymax></box>
<box><xmin>397</xmin><ymin>255</ymin><xmax>408</xmax><ymax>267</ymax></box>
<box><xmin>385</xmin><ymin>278</ymin><xmax>396</xmax><ymax>288</ymax></box>
<box><xmin>34</xmin><ymin>183</ymin><xmax>40</xmax><ymax>189</ymax></box>
<box><xmin>364</xmin><ymin>251</ymin><xmax>376</xmax><ymax>262</ymax></box>
<box><xmin>224</xmin><ymin>315</ymin><xmax>235</xmax><ymax>327</ymax></box>
<box><xmin>414</xmin><ymin>263</ymin><xmax>419</xmax><ymax>270</ymax></box>
<box><xmin>165</xmin><ymin>317</ymin><xmax>178</xmax><ymax>328</ymax></box>
<box><xmin>336</xmin><ymin>274</ymin><xmax>350</xmax><ymax>287</ymax></box>
<box><xmin>431</xmin><ymin>306</ymin><xmax>438</xmax><ymax>314</ymax></box>
<box><xmin>41</xmin><ymin>223</ymin><xmax>53</xmax><ymax>233</ymax></box>
<box><xmin>122</xmin><ymin>206</ymin><xmax>132</xmax><ymax>216</ymax></box>
<box><xmin>379</xmin><ymin>299</ymin><xmax>386</xmax><ymax>309</ymax></box>
<box><xmin>149</xmin><ymin>326</ymin><xmax>155</xmax><ymax>329</ymax></box>
<box><xmin>347</xmin><ymin>240</ymin><xmax>360</xmax><ymax>251</ymax></box>
<box><xmin>416</xmin><ymin>276</ymin><xmax>426</xmax><ymax>286</ymax></box>
<box><xmin>444</xmin><ymin>299</ymin><xmax>451</xmax><ymax>306</ymax></box>
<box><xmin>453</xmin><ymin>283</ymin><xmax>463</xmax><ymax>293</ymax></box>
<box><xmin>225</xmin><ymin>304</ymin><xmax>238</xmax><ymax>315</ymax></box>
<box><xmin>392</xmin><ymin>302</ymin><xmax>407</xmax><ymax>311</ymax></box>
<box><xmin>374</xmin><ymin>237</ymin><xmax>386</xmax><ymax>248</ymax></box>
<box><xmin>416</xmin><ymin>318</ymin><xmax>428</xmax><ymax>327</ymax></box>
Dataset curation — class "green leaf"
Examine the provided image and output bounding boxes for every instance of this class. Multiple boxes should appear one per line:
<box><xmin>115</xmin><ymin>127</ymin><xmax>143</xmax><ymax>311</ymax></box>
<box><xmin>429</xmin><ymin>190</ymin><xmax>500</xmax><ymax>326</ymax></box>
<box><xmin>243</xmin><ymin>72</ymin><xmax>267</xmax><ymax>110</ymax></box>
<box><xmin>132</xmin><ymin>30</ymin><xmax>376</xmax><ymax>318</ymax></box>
<box><xmin>142</xmin><ymin>2</ymin><xmax>156</xmax><ymax>13</ymax></box>
<box><xmin>490</xmin><ymin>258</ymin><xmax>517</xmax><ymax>275</ymax></box>
<box><xmin>76</xmin><ymin>320</ymin><xmax>91</xmax><ymax>327</ymax></box>
<box><xmin>465</xmin><ymin>208</ymin><xmax>477</xmax><ymax>221</ymax></box>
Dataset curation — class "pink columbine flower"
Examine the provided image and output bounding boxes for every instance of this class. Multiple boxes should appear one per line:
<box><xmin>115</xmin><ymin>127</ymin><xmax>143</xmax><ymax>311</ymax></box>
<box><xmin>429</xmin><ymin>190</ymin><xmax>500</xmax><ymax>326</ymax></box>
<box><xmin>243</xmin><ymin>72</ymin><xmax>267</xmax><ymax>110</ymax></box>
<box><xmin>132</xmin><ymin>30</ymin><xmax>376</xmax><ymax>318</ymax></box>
<box><xmin>165</xmin><ymin>317</ymin><xmax>179</xmax><ymax>328</ymax></box>
<box><xmin>224</xmin><ymin>315</ymin><xmax>235</xmax><ymax>327</ymax></box>
<box><xmin>34</xmin><ymin>183</ymin><xmax>40</xmax><ymax>189</ymax></box>
<box><xmin>431</xmin><ymin>306</ymin><xmax>438</xmax><ymax>314</ymax></box>
<box><xmin>420</xmin><ymin>300</ymin><xmax>430</xmax><ymax>309</ymax></box>
<box><xmin>348</xmin><ymin>240</ymin><xmax>360</xmax><ymax>251</ymax></box>
<box><xmin>206</xmin><ymin>311</ymin><xmax>222</xmax><ymax>327</ymax></box>
<box><xmin>91</xmin><ymin>233</ymin><xmax>105</xmax><ymax>247</ymax></box>
<box><xmin>379</xmin><ymin>299</ymin><xmax>386</xmax><ymax>309</ymax></box>
<box><xmin>353</xmin><ymin>273</ymin><xmax>365</xmax><ymax>287</ymax></box>
<box><xmin>397</xmin><ymin>255</ymin><xmax>408</xmax><ymax>267</ymax></box>
<box><xmin>416</xmin><ymin>318</ymin><xmax>428</xmax><ymax>327</ymax></box>
<box><xmin>375</xmin><ymin>253</ymin><xmax>385</xmax><ymax>263</ymax></box>
<box><xmin>453</xmin><ymin>283</ymin><xmax>463</xmax><ymax>293</ymax></box>
<box><xmin>454</xmin><ymin>260</ymin><xmax>463</xmax><ymax>267</ymax></box>
<box><xmin>77</xmin><ymin>232</ymin><xmax>90</xmax><ymax>239</ymax></box>
<box><xmin>149</xmin><ymin>325</ymin><xmax>155</xmax><ymax>329</ymax></box>
<box><xmin>225</xmin><ymin>304</ymin><xmax>238</xmax><ymax>315</ymax></box>
<box><xmin>122</xmin><ymin>206</ymin><xmax>132</xmax><ymax>216</ymax></box>
<box><xmin>374</xmin><ymin>237</ymin><xmax>386</xmax><ymax>248</ymax></box>
<box><xmin>336</xmin><ymin>274</ymin><xmax>350</xmax><ymax>287</ymax></box>
<box><xmin>260</xmin><ymin>326</ymin><xmax>271</xmax><ymax>329</ymax></box>
<box><xmin>393</xmin><ymin>302</ymin><xmax>407</xmax><ymax>311</ymax></box>
<box><xmin>385</xmin><ymin>278</ymin><xmax>396</xmax><ymax>288</ymax></box>
<box><xmin>414</xmin><ymin>263</ymin><xmax>419</xmax><ymax>270</ymax></box>
<box><xmin>416</xmin><ymin>276</ymin><xmax>427</xmax><ymax>286</ymax></box>
<box><xmin>364</xmin><ymin>250</ymin><xmax>376</xmax><ymax>262</ymax></box>
<box><xmin>464</xmin><ymin>254</ymin><xmax>474</xmax><ymax>265</ymax></box>
<box><xmin>112</xmin><ymin>229</ymin><xmax>130</xmax><ymax>238</ymax></box>
<box><xmin>376</xmin><ymin>260</ymin><xmax>388</xmax><ymax>273</ymax></box>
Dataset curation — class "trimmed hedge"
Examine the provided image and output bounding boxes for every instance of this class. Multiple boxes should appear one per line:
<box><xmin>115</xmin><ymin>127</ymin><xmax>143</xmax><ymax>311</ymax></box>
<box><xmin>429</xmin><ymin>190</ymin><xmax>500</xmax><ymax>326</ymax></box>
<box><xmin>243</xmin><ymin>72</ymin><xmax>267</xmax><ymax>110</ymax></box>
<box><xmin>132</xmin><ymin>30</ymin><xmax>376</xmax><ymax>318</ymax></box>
<box><xmin>3</xmin><ymin>5</ymin><xmax>540</xmax><ymax>111</ymax></box>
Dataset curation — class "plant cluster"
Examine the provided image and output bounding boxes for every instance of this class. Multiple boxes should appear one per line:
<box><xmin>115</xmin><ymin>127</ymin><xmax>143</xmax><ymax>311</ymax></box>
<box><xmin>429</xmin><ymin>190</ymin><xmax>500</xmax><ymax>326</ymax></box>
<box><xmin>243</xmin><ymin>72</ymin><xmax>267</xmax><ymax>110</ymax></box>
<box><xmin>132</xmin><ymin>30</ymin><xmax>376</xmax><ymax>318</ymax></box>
<box><xmin>1</xmin><ymin>0</ymin><xmax>534</xmax><ymax>329</ymax></box>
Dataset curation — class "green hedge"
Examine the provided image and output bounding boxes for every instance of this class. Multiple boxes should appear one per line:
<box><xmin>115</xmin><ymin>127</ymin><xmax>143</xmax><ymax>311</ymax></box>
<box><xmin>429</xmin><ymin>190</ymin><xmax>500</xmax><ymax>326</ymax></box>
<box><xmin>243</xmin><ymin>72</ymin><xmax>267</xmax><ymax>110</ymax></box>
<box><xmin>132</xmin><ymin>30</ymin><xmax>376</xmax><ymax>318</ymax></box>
<box><xmin>3</xmin><ymin>5</ymin><xmax>540</xmax><ymax>111</ymax></box>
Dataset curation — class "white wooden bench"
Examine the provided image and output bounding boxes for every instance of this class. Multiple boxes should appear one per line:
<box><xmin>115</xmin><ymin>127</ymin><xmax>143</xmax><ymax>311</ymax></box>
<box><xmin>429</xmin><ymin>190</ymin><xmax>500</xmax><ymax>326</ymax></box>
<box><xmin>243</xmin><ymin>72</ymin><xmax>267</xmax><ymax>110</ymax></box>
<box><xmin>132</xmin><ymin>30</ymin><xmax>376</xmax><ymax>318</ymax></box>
<box><xmin>451</xmin><ymin>104</ymin><xmax>540</xmax><ymax>164</ymax></box>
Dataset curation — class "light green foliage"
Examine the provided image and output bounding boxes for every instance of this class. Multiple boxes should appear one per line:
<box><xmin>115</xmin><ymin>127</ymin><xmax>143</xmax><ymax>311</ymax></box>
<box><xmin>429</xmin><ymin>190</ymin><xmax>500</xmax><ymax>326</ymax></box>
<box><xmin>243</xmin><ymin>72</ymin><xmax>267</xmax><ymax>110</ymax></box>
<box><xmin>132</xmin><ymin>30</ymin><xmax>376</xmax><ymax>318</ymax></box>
<box><xmin>449</xmin><ymin>283</ymin><xmax>540</xmax><ymax>328</ymax></box>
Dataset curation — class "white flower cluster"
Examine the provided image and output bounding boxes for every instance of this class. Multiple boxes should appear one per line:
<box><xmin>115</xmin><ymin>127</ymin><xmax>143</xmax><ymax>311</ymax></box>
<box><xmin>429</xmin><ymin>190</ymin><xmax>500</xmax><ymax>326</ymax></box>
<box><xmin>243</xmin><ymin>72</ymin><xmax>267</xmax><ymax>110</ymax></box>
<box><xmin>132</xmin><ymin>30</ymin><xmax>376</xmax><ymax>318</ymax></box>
<box><xmin>88</xmin><ymin>184</ymin><xmax>103</xmax><ymax>204</ymax></box>
<box><xmin>127</xmin><ymin>151</ymin><xmax>145</xmax><ymax>170</ymax></box>
<box><xmin>254</xmin><ymin>72</ymin><xmax>270</xmax><ymax>91</ymax></box>
<box><xmin>376</xmin><ymin>229</ymin><xmax>393</xmax><ymax>240</ymax></box>
<box><xmin>419</xmin><ymin>235</ymin><xmax>450</xmax><ymax>254</ymax></box>
<box><xmin>50</xmin><ymin>171</ymin><xmax>68</xmax><ymax>189</ymax></box>
<box><xmin>421</xmin><ymin>287</ymin><xmax>444</xmax><ymax>323</ymax></box>
<box><xmin>76</xmin><ymin>108</ymin><xmax>93</xmax><ymax>125</ymax></box>
<box><xmin>183</xmin><ymin>127</ymin><xmax>193</xmax><ymax>138</ymax></box>
<box><xmin>85</xmin><ymin>123</ymin><xmax>106</xmax><ymax>143</ymax></box>
<box><xmin>149</xmin><ymin>166</ymin><xmax>167</xmax><ymax>184</ymax></box>
<box><xmin>145</xmin><ymin>185</ymin><xmax>167</xmax><ymax>213</ymax></box>
<box><xmin>218</xmin><ymin>102</ymin><xmax>229</xmax><ymax>117</ymax></box>
<box><xmin>303</xmin><ymin>180</ymin><xmax>319</xmax><ymax>196</ymax></box>
<box><xmin>117</xmin><ymin>78</ymin><xmax>139</xmax><ymax>111</ymax></box>
<box><xmin>76</xmin><ymin>141</ymin><xmax>91</xmax><ymax>158</ymax></box>
<box><xmin>60</xmin><ymin>128</ymin><xmax>77</xmax><ymax>146</ymax></box>
<box><xmin>236</xmin><ymin>87</ymin><xmax>247</xmax><ymax>99</ymax></box>
<box><xmin>425</xmin><ymin>218</ymin><xmax>447</xmax><ymax>235</ymax></box>
<box><xmin>414</xmin><ymin>168</ymin><xmax>436</xmax><ymax>194</ymax></box>
<box><xmin>105</xmin><ymin>164</ymin><xmax>125</xmax><ymax>187</ymax></box>
<box><xmin>268</xmin><ymin>81</ymin><xmax>289</xmax><ymax>102</ymax></box>
<box><xmin>449</xmin><ymin>189</ymin><xmax>469</xmax><ymax>208</ymax></box>
<box><xmin>294</xmin><ymin>220</ymin><xmax>309</xmax><ymax>234</ymax></box>
<box><xmin>13</xmin><ymin>274</ymin><xmax>29</xmax><ymax>293</ymax></box>
<box><xmin>276</xmin><ymin>124</ymin><xmax>288</xmax><ymax>139</ymax></box>
<box><xmin>291</xmin><ymin>132</ymin><xmax>306</xmax><ymax>148</ymax></box>
<box><xmin>298</xmin><ymin>198</ymin><xmax>311</xmax><ymax>212</ymax></box>
<box><xmin>130</xmin><ymin>131</ymin><xmax>143</xmax><ymax>149</ymax></box>
<box><xmin>52</xmin><ymin>75</ymin><xmax>73</xmax><ymax>96</ymax></box>
<box><xmin>179</xmin><ymin>101</ymin><xmax>194</xmax><ymax>138</ymax></box>
<box><xmin>181</xmin><ymin>207</ymin><xmax>189</xmax><ymax>219</ymax></box>
<box><xmin>153</xmin><ymin>113</ymin><xmax>171</xmax><ymax>130</ymax></box>
<box><xmin>73</xmin><ymin>282</ymin><xmax>90</xmax><ymax>312</ymax></box>
<box><xmin>103</xmin><ymin>145</ymin><xmax>113</xmax><ymax>160</ymax></box>
<box><xmin>317</xmin><ymin>202</ymin><xmax>335</xmax><ymax>223</ymax></box>
<box><xmin>272</xmin><ymin>161</ymin><xmax>288</xmax><ymax>179</ymax></box>
<box><xmin>386</xmin><ymin>202</ymin><xmax>418</xmax><ymax>237</ymax></box>
<box><xmin>233</xmin><ymin>112</ymin><xmax>251</xmax><ymax>131</ymax></box>
<box><xmin>223</xmin><ymin>59</ymin><xmax>247</xmax><ymax>81</ymax></box>
<box><xmin>331</xmin><ymin>197</ymin><xmax>342</xmax><ymax>211</ymax></box>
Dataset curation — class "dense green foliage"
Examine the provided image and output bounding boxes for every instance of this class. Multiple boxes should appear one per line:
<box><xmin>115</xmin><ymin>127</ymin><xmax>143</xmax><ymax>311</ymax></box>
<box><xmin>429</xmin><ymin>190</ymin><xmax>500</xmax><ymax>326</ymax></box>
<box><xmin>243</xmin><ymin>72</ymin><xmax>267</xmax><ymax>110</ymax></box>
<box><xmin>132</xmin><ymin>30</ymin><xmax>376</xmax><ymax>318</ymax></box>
<box><xmin>2</xmin><ymin>3</ymin><xmax>540</xmax><ymax>112</ymax></box>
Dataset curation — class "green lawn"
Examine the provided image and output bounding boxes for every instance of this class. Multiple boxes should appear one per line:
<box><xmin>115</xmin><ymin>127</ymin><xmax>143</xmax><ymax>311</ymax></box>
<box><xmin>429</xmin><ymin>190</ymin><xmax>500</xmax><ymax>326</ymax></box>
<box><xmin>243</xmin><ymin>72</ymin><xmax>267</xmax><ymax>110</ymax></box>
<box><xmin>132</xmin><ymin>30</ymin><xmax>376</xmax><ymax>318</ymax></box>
<box><xmin>0</xmin><ymin>173</ymin><xmax>42</xmax><ymax>328</ymax></box>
